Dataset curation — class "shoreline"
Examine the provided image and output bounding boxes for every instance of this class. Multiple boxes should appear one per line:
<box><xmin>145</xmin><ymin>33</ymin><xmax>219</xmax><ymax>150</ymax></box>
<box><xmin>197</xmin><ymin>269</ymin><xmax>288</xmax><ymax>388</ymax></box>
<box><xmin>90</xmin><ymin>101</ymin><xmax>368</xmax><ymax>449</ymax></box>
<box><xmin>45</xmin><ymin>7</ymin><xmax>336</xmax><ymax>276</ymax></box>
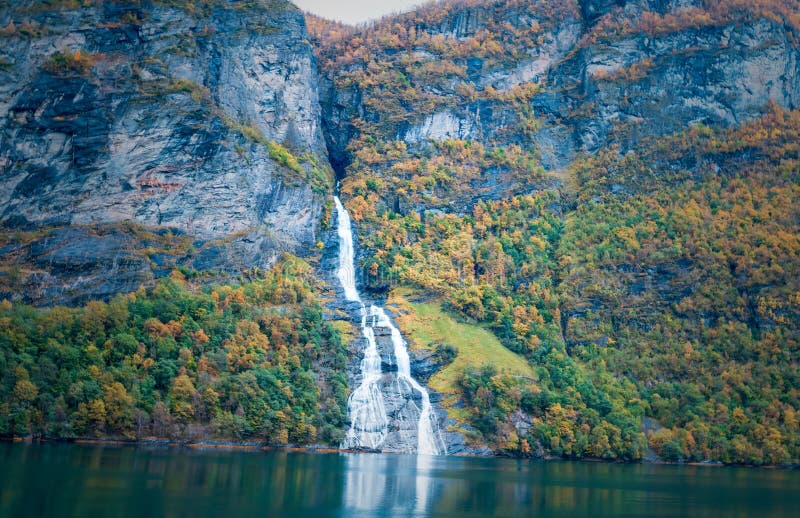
<box><xmin>2</xmin><ymin>436</ymin><xmax>796</xmax><ymax>469</ymax></box>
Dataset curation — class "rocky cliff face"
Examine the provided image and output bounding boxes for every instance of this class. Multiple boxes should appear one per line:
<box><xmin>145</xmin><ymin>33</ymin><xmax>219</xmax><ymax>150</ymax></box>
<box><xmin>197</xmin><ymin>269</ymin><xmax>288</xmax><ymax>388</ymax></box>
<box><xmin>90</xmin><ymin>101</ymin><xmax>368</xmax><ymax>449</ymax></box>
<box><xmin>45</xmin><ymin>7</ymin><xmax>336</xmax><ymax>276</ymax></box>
<box><xmin>309</xmin><ymin>0</ymin><xmax>799</xmax><ymax>304</ymax></box>
<box><xmin>315</xmin><ymin>0</ymin><xmax>799</xmax><ymax>175</ymax></box>
<box><xmin>0</xmin><ymin>0</ymin><xmax>331</xmax><ymax>305</ymax></box>
<box><xmin>4</xmin><ymin>0</ymin><xmax>795</xmax><ymax>303</ymax></box>
<box><xmin>559</xmin><ymin>1</ymin><xmax>800</xmax><ymax>154</ymax></box>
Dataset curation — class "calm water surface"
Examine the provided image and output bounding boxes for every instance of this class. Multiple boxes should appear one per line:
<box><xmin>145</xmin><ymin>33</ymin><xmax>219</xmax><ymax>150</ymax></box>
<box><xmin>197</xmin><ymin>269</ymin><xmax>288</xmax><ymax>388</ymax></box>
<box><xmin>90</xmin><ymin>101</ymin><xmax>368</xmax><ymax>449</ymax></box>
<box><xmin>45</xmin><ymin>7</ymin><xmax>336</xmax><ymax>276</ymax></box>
<box><xmin>1</xmin><ymin>442</ymin><xmax>798</xmax><ymax>517</ymax></box>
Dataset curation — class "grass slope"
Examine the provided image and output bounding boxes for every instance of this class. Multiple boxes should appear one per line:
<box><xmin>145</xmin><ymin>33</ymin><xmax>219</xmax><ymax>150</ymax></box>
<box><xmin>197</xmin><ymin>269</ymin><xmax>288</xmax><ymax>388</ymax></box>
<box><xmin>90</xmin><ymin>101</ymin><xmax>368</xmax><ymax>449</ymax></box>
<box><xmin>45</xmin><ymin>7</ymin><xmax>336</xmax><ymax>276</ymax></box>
<box><xmin>388</xmin><ymin>287</ymin><xmax>535</xmax><ymax>397</ymax></box>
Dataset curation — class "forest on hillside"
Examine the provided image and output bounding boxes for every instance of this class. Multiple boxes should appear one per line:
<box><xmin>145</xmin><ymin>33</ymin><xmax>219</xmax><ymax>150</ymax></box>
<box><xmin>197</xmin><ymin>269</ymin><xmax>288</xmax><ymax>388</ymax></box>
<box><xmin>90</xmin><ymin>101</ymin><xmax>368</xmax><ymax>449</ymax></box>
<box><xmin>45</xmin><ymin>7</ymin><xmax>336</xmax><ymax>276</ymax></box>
<box><xmin>0</xmin><ymin>0</ymin><xmax>798</xmax><ymax>466</ymax></box>
<box><xmin>308</xmin><ymin>0</ymin><xmax>800</xmax><ymax>464</ymax></box>
<box><xmin>0</xmin><ymin>257</ymin><xmax>348</xmax><ymax>446</ymax></box>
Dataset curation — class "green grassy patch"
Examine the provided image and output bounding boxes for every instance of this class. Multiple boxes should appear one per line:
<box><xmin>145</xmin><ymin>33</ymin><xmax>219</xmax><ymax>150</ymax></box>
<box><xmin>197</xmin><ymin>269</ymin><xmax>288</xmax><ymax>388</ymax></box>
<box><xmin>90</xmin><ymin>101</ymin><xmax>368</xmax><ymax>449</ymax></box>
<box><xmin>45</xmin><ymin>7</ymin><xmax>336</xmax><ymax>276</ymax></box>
<box><xmin>389</xmin><ymin>287</ymin><xmax>535</xmax><ymax>396</ymax></box>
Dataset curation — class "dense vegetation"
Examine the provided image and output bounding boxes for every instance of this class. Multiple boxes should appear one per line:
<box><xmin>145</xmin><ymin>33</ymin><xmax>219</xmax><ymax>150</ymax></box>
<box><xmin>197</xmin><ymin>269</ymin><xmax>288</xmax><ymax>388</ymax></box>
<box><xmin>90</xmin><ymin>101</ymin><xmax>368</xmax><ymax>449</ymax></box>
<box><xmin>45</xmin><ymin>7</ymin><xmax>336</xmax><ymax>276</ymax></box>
<box><xmin>309</xmin><ymin>0</ymin><xmax>799</xmax><ymax>464</ymax></box>
<box><xmin>340</xmin><ymin>107</ymin><xmax>800</xmax><ymax>465</ymax></box>
<box><xmin>559</xmin><ymin>107</ymin><xmax>800</xmax><ymax>465</ymax></box>
<box><xmin>1</xmin><ymin>0</ymin><xmax>798</xmax><ymax>467</ymax></box>
<box><xmin>0</xmin><ymin>257</ymin><xmax>348</xmax><ymax>446</ymax></box>
<box><xmin>342</xmin><ymin>161</ymin><xmax>649</xmax><ymax>460</ymax></box>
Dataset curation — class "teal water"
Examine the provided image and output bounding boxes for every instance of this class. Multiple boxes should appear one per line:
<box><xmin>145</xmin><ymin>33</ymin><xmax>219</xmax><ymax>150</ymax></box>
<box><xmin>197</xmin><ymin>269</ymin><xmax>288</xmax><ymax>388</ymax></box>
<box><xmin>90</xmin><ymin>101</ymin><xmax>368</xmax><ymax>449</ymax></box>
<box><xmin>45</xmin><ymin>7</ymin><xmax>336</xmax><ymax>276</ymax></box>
<box><xmin>1</xmin><ymin>442</ymin><xmax>798</xmax><ymax>517</ymax></box>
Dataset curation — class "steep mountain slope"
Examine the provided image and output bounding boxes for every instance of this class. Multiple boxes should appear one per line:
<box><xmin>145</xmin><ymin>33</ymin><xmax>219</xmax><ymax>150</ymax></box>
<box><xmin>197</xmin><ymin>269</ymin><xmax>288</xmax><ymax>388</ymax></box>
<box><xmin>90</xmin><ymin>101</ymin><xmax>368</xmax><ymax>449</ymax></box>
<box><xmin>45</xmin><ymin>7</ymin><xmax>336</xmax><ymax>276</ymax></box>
<box><xmin>312</xmin><ymin>0</ymin><xmax>799</xmax><ymax>176</ymax></box>
<box><xmin>0</xmin><ymin>0</ymin><xmax>798</xmax><ymax>464</ymax></box>
<box><xmin>310</xmin><ymin>0</ymin><xmax>800</xmax><ymax>463</ymax></box>
<box><xmin>0</xmin><ymin>0</ymin><xmax>332</xmax><ymax>306</ymax></box>
<box><xmin>0</xmin><ymin>0</ymin><xmax>348</xmax><ymax>448</ymax></box>
<box><xmin>559</xmin><ymin>108</ymin><xmax>799</xmax><ymax>463</ymax></box>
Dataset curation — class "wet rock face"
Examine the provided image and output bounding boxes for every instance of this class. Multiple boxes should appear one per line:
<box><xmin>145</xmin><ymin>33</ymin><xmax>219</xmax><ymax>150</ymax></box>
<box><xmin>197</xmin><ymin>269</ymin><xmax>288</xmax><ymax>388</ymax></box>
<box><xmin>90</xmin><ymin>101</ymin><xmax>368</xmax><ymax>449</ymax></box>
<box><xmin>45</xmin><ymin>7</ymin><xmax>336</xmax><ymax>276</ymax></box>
<box><xmin>318</xmin><ymin>1</ymin><xmax>799</xmax><ymax>176</ymax></box>
<box><xmin>0</xmin><ymin>1</ymin><xmax>328</xmax><ymax>304</ymax></box>
<box><xmin>318</xmin><ymin>73</ymin><xmax>361</xmax><ymax>179</ymax></box>
<box><xmin>378</xmin><ymin>371</ymin><xmax>425</xmax><ymax>454</ymax></box>
<box><xmin>332</xmin><ymin>287</ymin><xmax>483</xmax><ymax>455</ymax></box>
<box><xmin>564</xmin><ymin>18</ymin><xmax>800</xmax><ymax>154</ymax></box>
<box><xmin>579</xmin><ymin>0</ymin><xmax>627</xmax><ymax>22</ymax></box>
<box><xmin>350</xmin><ymin>320</ymin><xmax>435</xmax><ymax>454</ymax></box>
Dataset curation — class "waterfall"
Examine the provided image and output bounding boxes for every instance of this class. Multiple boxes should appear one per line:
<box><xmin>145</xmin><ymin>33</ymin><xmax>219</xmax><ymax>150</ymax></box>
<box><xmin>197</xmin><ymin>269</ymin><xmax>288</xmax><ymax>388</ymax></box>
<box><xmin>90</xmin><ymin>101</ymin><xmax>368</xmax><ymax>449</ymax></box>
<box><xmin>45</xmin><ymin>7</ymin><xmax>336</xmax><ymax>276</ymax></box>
<box><xmin>334</xmin><ymin>196</ymin><xmax>444</xmax><ymax>455</ymax></box>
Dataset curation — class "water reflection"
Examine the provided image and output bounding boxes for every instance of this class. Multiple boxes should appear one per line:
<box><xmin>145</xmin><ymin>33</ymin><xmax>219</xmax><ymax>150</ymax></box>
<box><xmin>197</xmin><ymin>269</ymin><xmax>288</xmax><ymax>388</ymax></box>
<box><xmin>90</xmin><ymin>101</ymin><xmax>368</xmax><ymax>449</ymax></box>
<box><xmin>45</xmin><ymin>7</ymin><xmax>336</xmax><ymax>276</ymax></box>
<box><xmin>1</xmin><ymin>443</ymin><xmax>799</xmax><ymax>517</ymax></box>
<box><xmin>414</xmin><ymin>454</ymin><xmax>434</xmax><ymax>516</ymax></box>
<box><xmin>342</xmin><ymin>453</ymin><xmax>800</xmax><ymax>518</ymax></box>
<box><xmin>342</xmin><ymin>453</ymin><xmax>437</xmax><ymax>517</ymax></box>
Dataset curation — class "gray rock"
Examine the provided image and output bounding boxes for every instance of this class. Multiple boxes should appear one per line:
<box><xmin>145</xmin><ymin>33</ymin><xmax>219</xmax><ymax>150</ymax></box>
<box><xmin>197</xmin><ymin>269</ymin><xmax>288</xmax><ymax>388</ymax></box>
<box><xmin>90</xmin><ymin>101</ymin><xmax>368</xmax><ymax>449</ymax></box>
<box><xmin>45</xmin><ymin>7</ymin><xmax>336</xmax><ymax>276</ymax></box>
<box><xmin>1</xmin><ymin>226</ymin><xmax>153</xmax><ymax>306</ymax></box>
<box><xmin>318</xmin><ymin>1</ymin><xmax>799</xmax><ymax>183</ymax></box>
<box><xmin>580</xmin><ymin>0</ymin><xmax>626</xmax><ymax>22</ymax></box>
<box><xmin>335</xmin><ymin>288</ymin><xmax>477</xmax><ymax>455</ymax></box>
<box><xmin>568</xmin><ymin>18</ymin><xmax>800</xmax><ymax>154</ymax></box>
<box><xmin>0</xmin><ymin>0</ymin><xmax>330</xmax><ymax>305</ymax></box>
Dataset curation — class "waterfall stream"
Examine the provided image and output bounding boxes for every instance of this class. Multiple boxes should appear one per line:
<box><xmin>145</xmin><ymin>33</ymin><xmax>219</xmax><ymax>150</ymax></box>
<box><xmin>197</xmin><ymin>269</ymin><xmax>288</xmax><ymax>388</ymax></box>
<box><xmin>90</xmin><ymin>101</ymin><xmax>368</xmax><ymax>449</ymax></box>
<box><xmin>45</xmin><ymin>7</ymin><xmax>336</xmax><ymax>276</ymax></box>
<box><xmin>334</xmin><ymin>196</ymin><xmax>444</xmax><ymax>455</ymax></box>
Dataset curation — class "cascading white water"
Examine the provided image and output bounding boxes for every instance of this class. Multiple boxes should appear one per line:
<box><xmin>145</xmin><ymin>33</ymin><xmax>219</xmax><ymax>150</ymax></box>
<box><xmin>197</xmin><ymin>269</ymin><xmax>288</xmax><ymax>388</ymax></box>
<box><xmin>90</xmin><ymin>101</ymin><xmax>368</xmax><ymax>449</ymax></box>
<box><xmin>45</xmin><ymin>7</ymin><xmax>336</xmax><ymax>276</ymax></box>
<box><xmin>334</xmin><ymin>196</ymin><xmax>444</xmax><ymax>455</ymax></box>
<box><xmin>335</xmin><ymin>197</ymin><xmax>388</xmax><ymax>450</ymax></box>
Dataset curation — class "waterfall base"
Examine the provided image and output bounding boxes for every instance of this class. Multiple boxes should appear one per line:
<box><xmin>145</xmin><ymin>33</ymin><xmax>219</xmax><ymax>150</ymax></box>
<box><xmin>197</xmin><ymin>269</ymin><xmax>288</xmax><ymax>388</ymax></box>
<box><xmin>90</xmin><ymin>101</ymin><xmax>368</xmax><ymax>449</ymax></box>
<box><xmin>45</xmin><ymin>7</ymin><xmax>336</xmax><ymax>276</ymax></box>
<box><xmin>331</xmin><ymin>196</ymin><xmax>485</xmax><ymax>456</ymax></box>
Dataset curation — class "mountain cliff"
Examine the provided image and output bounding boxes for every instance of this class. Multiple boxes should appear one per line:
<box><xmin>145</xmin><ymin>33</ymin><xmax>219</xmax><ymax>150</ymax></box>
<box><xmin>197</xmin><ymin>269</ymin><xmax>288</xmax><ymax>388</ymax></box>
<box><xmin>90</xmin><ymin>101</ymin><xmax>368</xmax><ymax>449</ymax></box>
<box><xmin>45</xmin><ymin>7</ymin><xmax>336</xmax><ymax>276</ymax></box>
<box><xmin>310</xmin><ymin>0</ymin><xmax>800</xmax><ymax>463</ymax></box>
<box><xmin>313</xmin><ymin>0</ymin><xmax>798</xmax><ymax>175</ymax></box>
<box><xmin>0</xmin><ymin>0</ymin><xmax>798</xmax><ymax>465</ymax></box>
<box><xmin>0</xmin><ymin>0</ymin><xmax>332</xmax><ymax>306</ymax></box>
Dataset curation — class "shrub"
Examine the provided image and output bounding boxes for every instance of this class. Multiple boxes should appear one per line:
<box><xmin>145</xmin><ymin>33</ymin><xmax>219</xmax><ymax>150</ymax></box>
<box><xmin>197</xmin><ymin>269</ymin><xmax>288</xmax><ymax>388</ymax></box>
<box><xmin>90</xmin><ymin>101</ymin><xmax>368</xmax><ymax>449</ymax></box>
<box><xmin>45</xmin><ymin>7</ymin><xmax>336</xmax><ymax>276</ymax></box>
<box><xmin>42</xmin><ymin>49</ymin><xmax>94</xmax><ymax>76</ymax></box>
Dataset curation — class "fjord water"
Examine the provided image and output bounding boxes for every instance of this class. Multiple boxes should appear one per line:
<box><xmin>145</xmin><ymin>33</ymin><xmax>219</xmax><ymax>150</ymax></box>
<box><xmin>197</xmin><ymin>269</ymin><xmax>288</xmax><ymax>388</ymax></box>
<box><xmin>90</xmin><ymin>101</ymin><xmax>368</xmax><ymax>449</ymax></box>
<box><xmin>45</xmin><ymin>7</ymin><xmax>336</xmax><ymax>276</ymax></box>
<box><xmin>2</xmin><ymin>442</ymin><xmax>799</xmax><ymax>517</ymax></box>
<box><xmin>334</xmin><ymin>197</ymin><xmax>443</xmax><ymax>454</ymax></box>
